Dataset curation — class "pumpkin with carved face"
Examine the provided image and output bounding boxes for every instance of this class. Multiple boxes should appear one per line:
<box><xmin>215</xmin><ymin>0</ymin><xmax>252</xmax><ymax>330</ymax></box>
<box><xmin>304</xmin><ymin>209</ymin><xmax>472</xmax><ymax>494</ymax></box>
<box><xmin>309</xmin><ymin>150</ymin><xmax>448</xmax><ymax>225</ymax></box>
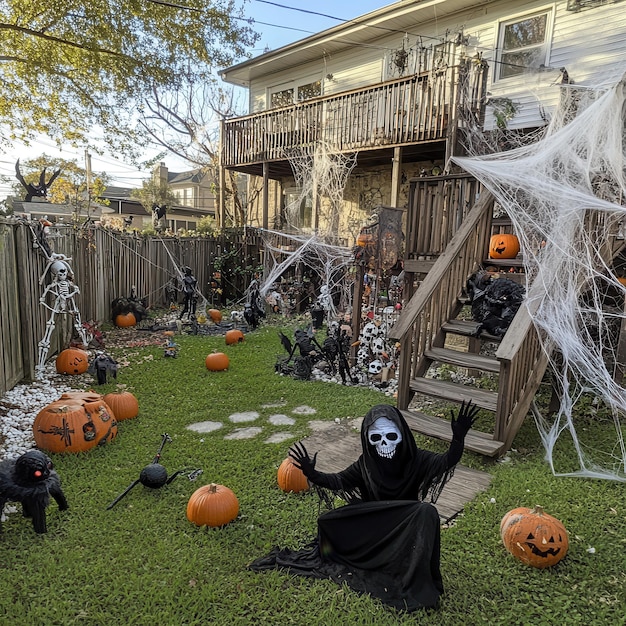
<box><xmin>500</xmin><ymin>505</ymin><xmax>568</xmax><ymax>568</ymax></box>
<box><xmin>489</xmin><ymin>234</ymin><xmax>520</xmax><ymax>259</ymax></box>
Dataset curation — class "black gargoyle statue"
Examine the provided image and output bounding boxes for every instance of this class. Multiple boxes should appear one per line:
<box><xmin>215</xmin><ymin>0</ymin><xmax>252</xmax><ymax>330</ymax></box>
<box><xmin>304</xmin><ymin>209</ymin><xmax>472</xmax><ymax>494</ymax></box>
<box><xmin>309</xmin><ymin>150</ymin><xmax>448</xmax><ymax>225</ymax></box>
<box><xmin>15</xmin><ymin>159</ymin><xmax>61</xmax><ymax>202</ymax></box>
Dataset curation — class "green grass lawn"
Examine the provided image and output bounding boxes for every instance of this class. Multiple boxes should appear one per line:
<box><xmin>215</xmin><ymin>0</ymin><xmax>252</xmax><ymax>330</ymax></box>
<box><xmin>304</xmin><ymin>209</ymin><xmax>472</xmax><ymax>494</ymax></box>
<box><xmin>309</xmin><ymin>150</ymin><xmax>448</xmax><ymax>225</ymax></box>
<box><xmin>1</xmin><ymin>323</ymin><xmax>624</xmax><ymax>625</ymax></box>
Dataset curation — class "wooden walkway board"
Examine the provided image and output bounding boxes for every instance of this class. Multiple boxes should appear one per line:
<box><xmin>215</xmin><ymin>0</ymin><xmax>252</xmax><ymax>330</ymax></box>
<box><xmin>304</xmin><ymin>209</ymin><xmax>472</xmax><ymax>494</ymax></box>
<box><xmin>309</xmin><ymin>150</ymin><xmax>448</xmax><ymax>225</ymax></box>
<box><xmin>299</xmin><ymin>421</ymin><xmax>493</xmax><ymax>523</ymax></box>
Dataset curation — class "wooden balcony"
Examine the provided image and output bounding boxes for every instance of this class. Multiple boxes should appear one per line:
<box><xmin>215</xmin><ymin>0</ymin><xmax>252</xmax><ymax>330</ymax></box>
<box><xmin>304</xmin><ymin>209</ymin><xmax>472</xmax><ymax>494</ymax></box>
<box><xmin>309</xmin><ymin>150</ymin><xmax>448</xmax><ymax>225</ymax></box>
<box><xmin>221</xmin><ymin>60</ymin><xmax>488</xmax><ymax>176</ymax></box>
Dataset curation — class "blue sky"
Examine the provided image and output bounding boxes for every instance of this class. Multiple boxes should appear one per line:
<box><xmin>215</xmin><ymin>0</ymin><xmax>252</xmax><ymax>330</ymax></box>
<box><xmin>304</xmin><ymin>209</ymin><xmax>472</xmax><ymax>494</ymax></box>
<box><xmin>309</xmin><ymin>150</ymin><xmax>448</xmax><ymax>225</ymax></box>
<box><xmin>0</xmin><ymin>0</ymin><xmax>390</xmax><ymax>197</ymax></box>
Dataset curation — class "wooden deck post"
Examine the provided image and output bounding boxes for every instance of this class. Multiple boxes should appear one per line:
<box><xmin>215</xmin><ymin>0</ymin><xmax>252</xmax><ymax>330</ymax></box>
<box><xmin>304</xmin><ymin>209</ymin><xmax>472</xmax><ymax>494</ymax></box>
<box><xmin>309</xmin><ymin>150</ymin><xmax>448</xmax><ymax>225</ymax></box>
<box><xmin>391</xmin><ymin>147</ymin><xmax>403</xmax><ymax>207</ymax></box>
<box><xmin>262</xmin><ymin>162</ymin><xmax>269</xmax><ymax>230</ymax></box>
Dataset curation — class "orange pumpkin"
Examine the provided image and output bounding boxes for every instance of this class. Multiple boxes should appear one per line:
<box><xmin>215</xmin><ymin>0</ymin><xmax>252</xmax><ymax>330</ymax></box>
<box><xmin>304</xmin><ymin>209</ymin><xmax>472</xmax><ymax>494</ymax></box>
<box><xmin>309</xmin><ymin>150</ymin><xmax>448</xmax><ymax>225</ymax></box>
<box><xmin>33</xmin><ymin>391</ymin><xmax>118</xmax><ymax>453</ymax></box>
<box><xmin>500</xmin><ymin>505</ymin><xmax>569</xmax><ymax>569</ymax></box>
<box><xmin>489</xmin><ymin>234</ymin><xmax>520</xmax><ymax>259</ymax></box>
<box><xmin>115</xmin><ymin>312</ymin><xmax>137</xmax><ymax>327</ymax></box>
<box><xmin>55</xmin><ymin>348</ymin><xmax>89</xmax><ymax>375</ymax></box>
<box><xmin>356</xmin><ymin>232</ymin><xmax>374</xmax><ymax>247</ymax></box>
<box><xmin>208</xmin><ymin>309</ymin><xmax>223</xmax><ymax>323</ymax></box>
<box><xmin>277</xmin><ymin>457</ymin><xmax>309</xmax><ymax>493</ymax></box>
<box><xmin>205</xmin><ymin>352</ymin><xmax>229</xmax><ymax>371</ymax></box>
<box><xmin>225</xmin><ymin>329</ymin><xmax>245</xmax><ymax>345</ymax></box>
<box><xmin>102</xmin><ymin>391</ymin><xmax>139</xmax><ymax>421</ymax></box>
<box><xmin>186</xmin><ymin>483</ymin><xmax>239</xmax><ymax>527</ymax></box>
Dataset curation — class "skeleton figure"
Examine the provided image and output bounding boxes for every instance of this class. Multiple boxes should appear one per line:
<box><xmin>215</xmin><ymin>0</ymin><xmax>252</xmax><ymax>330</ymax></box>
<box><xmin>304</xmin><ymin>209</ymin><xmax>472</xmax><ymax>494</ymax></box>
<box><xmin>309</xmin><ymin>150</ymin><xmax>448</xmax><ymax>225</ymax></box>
<box><xmin>37</xmin><ymin>255</ymin><xmax>89</xmax><ymax>378</ymax></box>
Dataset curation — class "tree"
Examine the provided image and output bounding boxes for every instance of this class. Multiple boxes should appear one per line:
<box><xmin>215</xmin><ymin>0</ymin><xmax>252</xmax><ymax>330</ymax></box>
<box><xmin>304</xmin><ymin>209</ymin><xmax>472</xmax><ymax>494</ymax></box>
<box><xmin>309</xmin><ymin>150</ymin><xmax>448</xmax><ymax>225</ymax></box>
<box><xmin>8</xmin><ymin>155</ymin><xmax>109</xmax><ymax>220</ymax></box>
<box><xmin>0</xmin><ymin>1</ymin><xmax>258</xmax><ymax>160</ymax></box>
<box><xmin>138</xmin><ymin>78</ymin><xmax>258</xmax><ymax>227</ymax></box>
<box><xmin>131</xmin><ymin>176</ymin><xmax>177</xmax><ymax>231</ymax></box>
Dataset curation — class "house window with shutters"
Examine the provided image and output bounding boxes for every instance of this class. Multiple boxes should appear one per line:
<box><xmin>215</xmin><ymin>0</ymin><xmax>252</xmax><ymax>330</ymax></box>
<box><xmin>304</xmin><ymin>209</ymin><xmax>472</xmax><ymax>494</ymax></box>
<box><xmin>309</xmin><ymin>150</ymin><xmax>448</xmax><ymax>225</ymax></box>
<box><xmin>496</xmin><ymin>10</ymin><xmax>552</xmax><ymax>80</ymax></box>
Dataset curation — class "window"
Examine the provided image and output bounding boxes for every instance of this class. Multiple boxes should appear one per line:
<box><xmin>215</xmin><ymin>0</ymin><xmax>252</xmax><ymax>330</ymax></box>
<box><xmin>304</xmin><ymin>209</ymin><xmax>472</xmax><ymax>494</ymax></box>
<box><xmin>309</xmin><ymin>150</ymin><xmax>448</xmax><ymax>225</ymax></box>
<box><xmin>269</xmin><ymin>77</ymin><xmax>322</xmax><ymax>109</ymax></box>
<box><xmin>497</xmin><ymin>11</ymin><xmax>550</xmax><ymax>80</ymax></box>
<box><xmin>271</xmin><ymin>88</ymin><xmax>294</xmax><ymax>108</ymax></box>
<box><xmin>173</xmin><ymin>187</ymin><xmax>194</xmax><ymax>207</ymax></box>
<box><xmin>284</xmin><ymin>188</ymin><xmax>312</xmax><ymax>229</ymax></box>
<box><xmin>297</xmin><ymin>80</ymin><xmax>321</xmax><ymax>101</ymax></box>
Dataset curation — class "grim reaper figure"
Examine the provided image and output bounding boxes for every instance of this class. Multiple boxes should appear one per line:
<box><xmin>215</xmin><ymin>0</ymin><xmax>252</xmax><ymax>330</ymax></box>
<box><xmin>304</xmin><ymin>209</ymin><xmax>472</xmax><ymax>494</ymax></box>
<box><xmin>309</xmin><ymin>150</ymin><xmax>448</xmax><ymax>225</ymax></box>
<box><xmin>250</xmin><ymin>401</ymin><xmax>479</xmax><ymax>611</ymax></box>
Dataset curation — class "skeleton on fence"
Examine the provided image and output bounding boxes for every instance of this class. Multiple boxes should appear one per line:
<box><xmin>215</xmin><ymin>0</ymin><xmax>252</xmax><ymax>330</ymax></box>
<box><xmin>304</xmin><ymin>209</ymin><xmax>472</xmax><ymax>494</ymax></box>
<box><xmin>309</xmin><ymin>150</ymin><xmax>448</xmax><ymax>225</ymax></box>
<box><xmin>36</xmin><ymin>253</ymin><xmax>89</xmax><ymax>378</ymax></box>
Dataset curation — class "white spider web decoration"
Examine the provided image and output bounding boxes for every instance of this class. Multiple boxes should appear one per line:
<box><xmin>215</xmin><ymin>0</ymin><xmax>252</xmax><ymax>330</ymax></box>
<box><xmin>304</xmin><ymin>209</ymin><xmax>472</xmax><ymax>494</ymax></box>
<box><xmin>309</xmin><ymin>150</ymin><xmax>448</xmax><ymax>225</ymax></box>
<box><xmin>285</xmin><ymin>140</ymin><xmax>358</xmax><ymax>240</ymax></box>
<box><xmin>258</xmin><ymin>229</ymin><xmax>355</xmax><ymax>320</ymax></box>
<box><xmin>453</xmin><ymin>74</ymin><xmax>626</xmax><ymax>481</ymax></box>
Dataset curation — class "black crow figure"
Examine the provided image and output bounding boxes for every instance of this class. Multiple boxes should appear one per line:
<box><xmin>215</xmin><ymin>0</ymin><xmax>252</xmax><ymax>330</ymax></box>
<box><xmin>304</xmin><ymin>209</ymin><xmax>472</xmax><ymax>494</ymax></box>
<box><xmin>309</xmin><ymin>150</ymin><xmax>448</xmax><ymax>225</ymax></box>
<box><xmin>0</xmin><ymin>450</ymin><xmax>68</xmax><ymax>533</ymax></box>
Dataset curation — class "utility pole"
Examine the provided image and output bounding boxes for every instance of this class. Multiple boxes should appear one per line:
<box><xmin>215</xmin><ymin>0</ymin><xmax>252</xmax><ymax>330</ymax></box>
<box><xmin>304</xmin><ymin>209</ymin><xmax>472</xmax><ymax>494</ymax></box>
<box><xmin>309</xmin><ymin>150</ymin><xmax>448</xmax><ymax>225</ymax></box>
<box><xmin>85</xmin><ymin>150</ymin><xmax>92</xmax><ymax>221</ymax></box>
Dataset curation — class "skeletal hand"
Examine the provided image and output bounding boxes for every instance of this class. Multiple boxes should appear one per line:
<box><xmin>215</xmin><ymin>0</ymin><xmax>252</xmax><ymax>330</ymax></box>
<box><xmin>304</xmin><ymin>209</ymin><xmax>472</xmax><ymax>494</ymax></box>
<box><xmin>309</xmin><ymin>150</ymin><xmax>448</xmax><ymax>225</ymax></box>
<box><xmin>289</xmin><ymin>442</ymin><xmax>318</xmax><ymax>478</ymax></box>
<box><xmin>450</xmin><ymin>400</ymin><xmax>480</xmax><ymax>441</ymax></box>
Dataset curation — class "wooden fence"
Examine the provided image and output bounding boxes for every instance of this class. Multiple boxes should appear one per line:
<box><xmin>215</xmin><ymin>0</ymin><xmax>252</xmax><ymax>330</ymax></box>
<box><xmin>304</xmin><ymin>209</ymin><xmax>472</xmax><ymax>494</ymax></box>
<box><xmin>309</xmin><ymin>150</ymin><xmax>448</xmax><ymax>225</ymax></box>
<box><xmin>0</xmin><ymin>219</ymin><xmax>276</xmax><ymax>393</ymax></box>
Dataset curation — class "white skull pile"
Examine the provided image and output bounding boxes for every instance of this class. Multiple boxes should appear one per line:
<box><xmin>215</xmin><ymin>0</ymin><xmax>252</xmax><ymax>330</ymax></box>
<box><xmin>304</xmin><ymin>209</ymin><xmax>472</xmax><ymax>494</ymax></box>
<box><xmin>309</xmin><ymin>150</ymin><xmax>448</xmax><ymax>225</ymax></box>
<box><xmin>368</xmin><ymin>359</ymin><xmax>383</xmax><ymax>375</ymax></box>
<box><xmin>367</xmin><ymin>416</ymin><xmax>402</xmax><ymax>459</ymax></box>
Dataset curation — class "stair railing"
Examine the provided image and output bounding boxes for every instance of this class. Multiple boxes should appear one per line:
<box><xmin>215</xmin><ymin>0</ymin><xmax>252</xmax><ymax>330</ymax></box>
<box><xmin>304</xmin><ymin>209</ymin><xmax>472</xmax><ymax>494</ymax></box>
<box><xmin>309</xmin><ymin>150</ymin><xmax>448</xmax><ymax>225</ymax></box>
<box><xmin>389</xmin><ymin>191</ymin><xmax>494</xmax><ymax>409</ymax></box>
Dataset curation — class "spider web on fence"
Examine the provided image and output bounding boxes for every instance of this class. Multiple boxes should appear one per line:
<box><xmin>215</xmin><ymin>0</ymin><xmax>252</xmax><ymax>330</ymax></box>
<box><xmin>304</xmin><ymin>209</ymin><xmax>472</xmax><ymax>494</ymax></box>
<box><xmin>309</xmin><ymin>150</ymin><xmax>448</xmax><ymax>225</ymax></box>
<box><xmin>453</xmin><ymin>73</ymin><xmax>626</xmax><ymax>481</ymax></box>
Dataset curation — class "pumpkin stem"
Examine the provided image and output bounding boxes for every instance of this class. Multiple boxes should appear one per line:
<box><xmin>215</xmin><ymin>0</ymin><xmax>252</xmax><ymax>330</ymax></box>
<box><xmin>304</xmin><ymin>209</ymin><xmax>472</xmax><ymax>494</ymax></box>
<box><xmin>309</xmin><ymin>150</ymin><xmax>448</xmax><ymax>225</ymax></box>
<box><xmin>532</xmin><ymin>505</ymin><xmax>544</xmax><ymax>515</ymax></box>
<box><xmin>208</xmin><ymin>483</ymin><xmax>218</xmax><ymax>493</ymax></box>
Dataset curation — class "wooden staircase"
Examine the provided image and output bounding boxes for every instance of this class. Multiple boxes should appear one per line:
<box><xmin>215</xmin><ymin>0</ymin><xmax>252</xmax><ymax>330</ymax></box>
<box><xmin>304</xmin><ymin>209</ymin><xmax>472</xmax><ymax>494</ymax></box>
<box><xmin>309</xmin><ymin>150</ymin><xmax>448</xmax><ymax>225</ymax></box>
<box><xmin>389</xmin><ymin>186</ymin><xmax>550</xmax><ymax>457</ymax></box>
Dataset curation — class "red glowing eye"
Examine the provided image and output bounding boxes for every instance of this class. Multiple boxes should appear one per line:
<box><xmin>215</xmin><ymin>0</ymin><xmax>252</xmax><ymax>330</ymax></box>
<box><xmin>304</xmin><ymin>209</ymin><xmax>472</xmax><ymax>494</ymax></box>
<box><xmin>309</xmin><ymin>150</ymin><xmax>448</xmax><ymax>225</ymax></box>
<box><xmin>34</xmin><ymin>470</ymin><xmax>42</xmax><ymax>477</ymax></box>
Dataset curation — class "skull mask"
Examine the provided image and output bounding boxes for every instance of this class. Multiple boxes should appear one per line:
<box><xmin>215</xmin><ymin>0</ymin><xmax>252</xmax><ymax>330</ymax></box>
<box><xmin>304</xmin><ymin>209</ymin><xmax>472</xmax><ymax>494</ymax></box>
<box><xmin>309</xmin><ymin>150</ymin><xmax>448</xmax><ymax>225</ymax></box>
<box><xmin>367</xmin><ymin>416</ymin><xmax>402</xmax><ymax>459</ymax></box>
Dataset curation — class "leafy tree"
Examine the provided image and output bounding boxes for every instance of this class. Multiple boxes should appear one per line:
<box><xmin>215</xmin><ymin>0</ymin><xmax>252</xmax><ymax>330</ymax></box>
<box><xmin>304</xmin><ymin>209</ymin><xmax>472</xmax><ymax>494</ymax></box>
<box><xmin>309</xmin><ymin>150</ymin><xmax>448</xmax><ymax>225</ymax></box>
<box><xmin>0</xmin><ymin>1</ymin><xmax>258</xmax><ymax>160</ymax></box>
<box><xmin>9</xmin><ymin>155</ymin><xmax>108</xmax><ymax>219</ymax></box>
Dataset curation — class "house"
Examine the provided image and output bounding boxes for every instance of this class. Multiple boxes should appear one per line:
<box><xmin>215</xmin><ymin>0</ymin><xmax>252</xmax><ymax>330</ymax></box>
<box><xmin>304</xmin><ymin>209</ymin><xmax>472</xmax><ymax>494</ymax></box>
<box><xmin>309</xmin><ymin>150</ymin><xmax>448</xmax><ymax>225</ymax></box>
<box><xmin>100</xmin><ymin>163</ymin><xmax>217</xmax><ymax>232</ymax></box>
<box><xmin>219</xmin><ymin>0</ymin><xmax>626</xmax><ymax>459</ymax></box>
<box><xmin>219</xmin><ymin>0</ymin><xmax>626</xmax><ymax>243</ymax></box>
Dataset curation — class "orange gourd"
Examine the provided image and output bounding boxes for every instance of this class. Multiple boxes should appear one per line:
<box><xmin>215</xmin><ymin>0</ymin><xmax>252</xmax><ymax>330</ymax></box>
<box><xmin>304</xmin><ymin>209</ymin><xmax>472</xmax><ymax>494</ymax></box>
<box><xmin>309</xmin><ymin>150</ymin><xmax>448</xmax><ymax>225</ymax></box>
<box><xmin>205</xmin><ymin>352</ymin><xmax>229</xmax><ymax>371</ymax></box>
<box><xmin>489</xmin><ymin>234</ymin><xmax>520</xmax><ymax>259</ymax></box>
<box><xmin>102</xmin><ymin>391</ymin><xmax>139</xmax><ymax>421</ymax></box>
<box><xmin>277</xmin><ymin>457</ymin><xmax>309</xmax><ymax>493</ymax></box>
<box><xmin>186</xmin><ymin>483</ymin><xmax>239</xmax><ymax>527</ymax></box>
<box><xmin>225</xmin><ymin>329</ymin><xmax>245</xmax><ymax>345</ymax></box>
<box><xmin>33</xmin><ymin>391</ymin><xmax>118</xmax><ymax>454</ymax></box>
<box><xmin>500</xmin><ymin>505</ymin><xmax>569</xmax><ymax>569</ymax></box>
<box><xmin>55</xmin><ymin>348</ymin><xmax>89</xmax><ymax>375</ymax></box>
<box><xmin>115</xmin><ymin>312</ymin><xmax>137</xmax><ymax>327</ymax></box>
<box><xmin>208</xmin><ymin>309</ymin><xmax>223</xmax><ymax>323</ymax></box>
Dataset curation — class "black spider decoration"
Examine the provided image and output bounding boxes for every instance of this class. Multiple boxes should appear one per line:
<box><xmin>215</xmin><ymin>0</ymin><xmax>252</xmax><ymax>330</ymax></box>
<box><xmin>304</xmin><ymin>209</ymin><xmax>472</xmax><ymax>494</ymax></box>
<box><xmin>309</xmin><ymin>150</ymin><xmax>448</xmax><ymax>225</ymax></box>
<box><xmin>106</xmin><ymin>434</ymin><xmax>201</xmax><ymax>509</ymax></box>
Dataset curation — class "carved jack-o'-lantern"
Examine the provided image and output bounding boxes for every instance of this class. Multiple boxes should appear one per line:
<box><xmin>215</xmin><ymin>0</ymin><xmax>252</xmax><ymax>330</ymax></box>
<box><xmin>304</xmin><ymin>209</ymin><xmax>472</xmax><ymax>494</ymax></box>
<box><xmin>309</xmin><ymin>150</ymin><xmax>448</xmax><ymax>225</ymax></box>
<box><xmin>489</xmin><ymin>234</ymin><xmax>520</xmax><ymax>259</ymax></box>
<box><xmin>33</xmin><ymin>391</ymin><xmax>118</xmax><ymax>453</ymax></box>
<box><xmin>56</xmin><ymin>348</ymin><xmax>89</xmax><ymax>375</ymax></box>
<box><xmin>500</xmin><ymin>505</ymin><xmax>569</xmax><ymax>568</ymax></box>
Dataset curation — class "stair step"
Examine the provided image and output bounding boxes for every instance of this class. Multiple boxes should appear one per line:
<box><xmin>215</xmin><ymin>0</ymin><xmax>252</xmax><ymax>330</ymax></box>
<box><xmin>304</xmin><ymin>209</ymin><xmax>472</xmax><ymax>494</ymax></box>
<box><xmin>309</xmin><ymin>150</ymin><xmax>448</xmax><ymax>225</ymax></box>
<box><xmin>442</xmin><ymin>319</ymin><xmax>503</xmax><ymax>342</ymax></box>
<box><xmin>400</xmin><ymin>408</ymin><xmax>505</xmax><ymax>457</ymax></box>
<box><xmin>425</xmin><ymin>347</ymin><xmax>500</xmax><ymax>373</ymax></box>
<box><xmin>409</xmin><ymin>378</ymin><xmax>499</xmax><ymax>412</ymax></box>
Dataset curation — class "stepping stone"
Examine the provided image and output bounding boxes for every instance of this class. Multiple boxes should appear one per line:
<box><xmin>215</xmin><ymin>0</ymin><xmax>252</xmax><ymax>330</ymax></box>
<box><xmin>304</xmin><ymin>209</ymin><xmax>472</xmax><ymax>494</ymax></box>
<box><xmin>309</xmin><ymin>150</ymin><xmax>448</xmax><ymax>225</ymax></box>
<box><xmin>292</xmin><ymin>405</ymin><xmax>316</xmax><ymax>415</ymax></box>
<box><xmin>186</xmin><ymin>421</ymin><xmax>223</xmax><ymax>433</ymax></box>
<box><xmin>268</xmin><ymin>414</ymin><xmax>296</xmax><ymax>426</ymax></box>
<box><xmin>264</xmin><ymin>432</ymin><xmax>296</xmax><ymax>444</ymax></box>
<box><xmin>228</xmin><ymin>411</ymin><xmax>260</xmax><ymax>423</ymax></box>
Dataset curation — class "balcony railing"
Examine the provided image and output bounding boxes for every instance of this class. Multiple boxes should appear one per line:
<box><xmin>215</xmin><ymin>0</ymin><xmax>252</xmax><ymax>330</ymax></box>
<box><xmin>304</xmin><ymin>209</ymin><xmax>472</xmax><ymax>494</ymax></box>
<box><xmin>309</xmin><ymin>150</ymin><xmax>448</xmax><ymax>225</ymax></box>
<box><xmin>221</xmin><ymin>59</ymin><xmax>488</xmax><ymax>168</ymax></box>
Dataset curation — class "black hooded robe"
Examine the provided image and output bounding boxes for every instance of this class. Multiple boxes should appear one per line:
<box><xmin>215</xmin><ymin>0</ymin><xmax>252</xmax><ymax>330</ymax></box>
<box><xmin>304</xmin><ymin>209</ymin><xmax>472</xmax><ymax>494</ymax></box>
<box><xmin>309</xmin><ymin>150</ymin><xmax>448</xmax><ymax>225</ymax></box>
<box><xmin>250</xmin><ymin>405</ymin><xmax>465</xmax><ymax>612</ymax></box>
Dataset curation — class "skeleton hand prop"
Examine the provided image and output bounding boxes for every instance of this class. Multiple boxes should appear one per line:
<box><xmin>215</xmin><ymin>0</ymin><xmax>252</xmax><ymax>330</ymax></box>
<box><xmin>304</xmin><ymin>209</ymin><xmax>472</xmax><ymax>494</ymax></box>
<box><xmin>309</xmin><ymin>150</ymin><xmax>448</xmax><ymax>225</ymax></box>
<box><xmin>289</xmin><ymin>442</ymin><xmax>318</xmax><ymax>478</ymax></box>
<box><xmin>450</xmin><ymin>400</ymin><xmax>480</xmax><ymax>442</ymax></box>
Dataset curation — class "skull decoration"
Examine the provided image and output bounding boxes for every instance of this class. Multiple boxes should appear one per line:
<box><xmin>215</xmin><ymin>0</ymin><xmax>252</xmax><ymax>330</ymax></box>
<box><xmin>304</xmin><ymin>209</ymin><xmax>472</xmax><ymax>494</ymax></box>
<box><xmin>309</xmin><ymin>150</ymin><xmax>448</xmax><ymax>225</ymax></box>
<box><xmin>360</xmin><ymin>322</ymin><xmax>380</xmax><ymax>345</ymax></box>
<box><xmin>371</xmin><ymin>336</ymin><xmax>386</xmax><ymax>356</ymax></box>
<box><xmin>368</xmin><ymin>359</ymin><xmax>383</xmax><ymax>375</ymax></box>
<box><xmin>367</xmin><ymin>416</ymin><xmax>402</xmax><ymax>459</ymax></box>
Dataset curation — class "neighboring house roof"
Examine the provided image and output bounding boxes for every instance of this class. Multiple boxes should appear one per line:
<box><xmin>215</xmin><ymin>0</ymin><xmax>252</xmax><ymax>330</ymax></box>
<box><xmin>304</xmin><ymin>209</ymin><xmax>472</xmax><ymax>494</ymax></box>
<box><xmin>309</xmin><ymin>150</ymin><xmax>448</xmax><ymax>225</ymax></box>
<box><xmin>220</xmin><ymin>0</ymin><xmax>482</xmax><ymax>86</ymax></box>
<box><xmin>168</xmin><ymin>169</ymin><xmax>208</xmax><ymax>185</ymax></box>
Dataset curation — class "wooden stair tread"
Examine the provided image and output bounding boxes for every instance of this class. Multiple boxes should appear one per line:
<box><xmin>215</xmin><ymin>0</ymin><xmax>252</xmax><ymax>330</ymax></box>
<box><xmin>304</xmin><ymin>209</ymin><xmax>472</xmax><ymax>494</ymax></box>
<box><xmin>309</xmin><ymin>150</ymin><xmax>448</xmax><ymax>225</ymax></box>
<box><xmin>400</xmin><ymin>408</ymin><xmax>505</xmax><ymax>457</ymax></box>
<box><xmin>409</xmin><ymin>378</ymin><xmax>499</xmax><ymax>412</ymax></box>
<box><xmin>425</xmin><ymin>347</ymin><xmax>500</xmax><ymax>373</ymax></box>
<box><xmin>442</xmin><ymin>319</ymin><xmax>503</xmax><ymax>342</ymax></box>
